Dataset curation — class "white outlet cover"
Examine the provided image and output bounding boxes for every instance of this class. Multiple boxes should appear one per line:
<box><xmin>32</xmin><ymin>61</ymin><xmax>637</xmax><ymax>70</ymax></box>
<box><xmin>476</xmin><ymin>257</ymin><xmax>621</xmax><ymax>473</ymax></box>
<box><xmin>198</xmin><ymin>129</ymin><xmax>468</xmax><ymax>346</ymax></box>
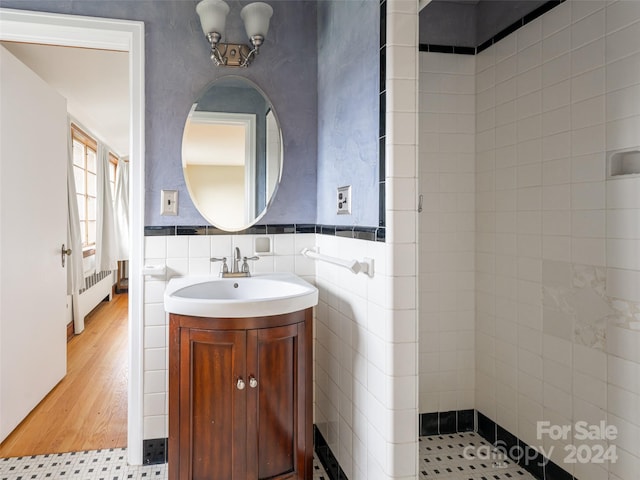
<box><xmin>337</xmin><ymin>185</ymin><xmax>351</xmax><ymax>215</ymax></box>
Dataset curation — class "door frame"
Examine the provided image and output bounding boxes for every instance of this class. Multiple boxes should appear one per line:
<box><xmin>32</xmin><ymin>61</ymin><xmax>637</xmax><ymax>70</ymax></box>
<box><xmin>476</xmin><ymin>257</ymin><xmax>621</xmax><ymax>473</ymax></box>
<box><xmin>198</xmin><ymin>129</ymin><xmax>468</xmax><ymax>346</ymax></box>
<box><xmin>0</xmin><ymin>8</ymin><xmax>145</xmax><ymax>465</ymax></box>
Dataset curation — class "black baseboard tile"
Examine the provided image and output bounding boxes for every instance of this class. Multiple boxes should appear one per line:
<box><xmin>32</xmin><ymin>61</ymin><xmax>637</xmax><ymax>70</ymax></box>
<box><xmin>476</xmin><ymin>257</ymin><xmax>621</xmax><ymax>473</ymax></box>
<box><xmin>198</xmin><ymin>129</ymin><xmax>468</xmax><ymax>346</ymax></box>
<box><xmin>518</xmin><ymin>440</ymin><xmax>546</xmax><ymax>480</ymax></box>
<box><xmin>456</xmin><ymin>409</ymin><xmax>475</xmax><ymax>432</ymax></box>
<box><xmin>476</xmin><ymin>411</ymin><xmax>496</xmax><ymax>444</ymax></box>
<box><xmin>545</xmin><ymin>459</ymin><xmax>574</xmax><ymax>480</ymax></box>
<box><xmin>419</xmin><ymin>410</ymin><xmax>476</xmax><ymax>436</ymax></box>
<box><xmin>496</xmin><ymin>424</ymin><xmax>518</xmax><ymax>462</ymax></box>
<box><xmin>313</xmin><ymin>425</ymin><xmax>348</xmax><ymax>480</ymax></box>
<box><xmin>142</xmin><ymin>438</ymin><xmax>167</xmax><ymax>465</ymax></box>
<box><xmin>420</xmin><ymin>412</ymin><xmax>439</xmax><ymax>436</ymax></box>
<box><xmin>475</xmin><ymin>414</ymin><xmax>574</xmax><ymax>480</ymax></box>
<box><xmin>439</xmin><ymin>411</ymin><xmax>457</xmax><ymax>434</ymax></box>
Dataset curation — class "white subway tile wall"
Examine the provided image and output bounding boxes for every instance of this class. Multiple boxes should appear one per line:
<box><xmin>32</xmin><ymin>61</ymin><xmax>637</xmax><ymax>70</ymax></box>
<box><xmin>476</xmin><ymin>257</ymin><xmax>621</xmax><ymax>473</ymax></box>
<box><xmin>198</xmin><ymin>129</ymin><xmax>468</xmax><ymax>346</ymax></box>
<box><xmin>418</xmin><ymin>51</ymin><xmax>477</xmax><ymax>416</ymax></box>
<box><xmin>143</xmin><ymin>233</ymin><xmax>316</xmax><ymax>440</ymax></box>
<box><xmin>314</xmin><ymin>2</ymin><xmax>419</xmax><ymax>479</ymax></box>
<box><xmin>466</xmin><ymin>2</ymin><xmax>640</xmax><ymax>479</ymax></box>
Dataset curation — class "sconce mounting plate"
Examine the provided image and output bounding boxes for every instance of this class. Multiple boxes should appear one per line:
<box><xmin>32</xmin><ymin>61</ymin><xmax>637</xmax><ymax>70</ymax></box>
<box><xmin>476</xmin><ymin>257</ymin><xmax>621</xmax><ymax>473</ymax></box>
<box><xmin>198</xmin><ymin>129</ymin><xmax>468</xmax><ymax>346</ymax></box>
<box><xmin>212</xmin><ymin>43</ymin><xmax>253</xmax><ymax>67</ymax></box>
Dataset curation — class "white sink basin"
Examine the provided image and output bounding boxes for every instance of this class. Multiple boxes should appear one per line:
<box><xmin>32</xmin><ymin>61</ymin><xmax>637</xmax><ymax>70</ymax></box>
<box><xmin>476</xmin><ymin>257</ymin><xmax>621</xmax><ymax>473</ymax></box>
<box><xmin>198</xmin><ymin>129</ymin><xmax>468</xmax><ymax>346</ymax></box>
<box><xmin>164</xmin><ymin>272</ymin><xmax>318</xmax><ymax>318</ymax></box>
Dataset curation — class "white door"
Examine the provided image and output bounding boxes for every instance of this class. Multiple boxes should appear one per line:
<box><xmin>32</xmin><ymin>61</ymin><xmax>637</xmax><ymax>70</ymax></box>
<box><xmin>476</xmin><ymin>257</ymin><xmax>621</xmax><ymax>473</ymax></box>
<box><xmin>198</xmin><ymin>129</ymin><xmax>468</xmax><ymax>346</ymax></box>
<box><xmin>0</xmin><ymin>46</ymin><xmax>68</xmax><ymax>441</ymax></box>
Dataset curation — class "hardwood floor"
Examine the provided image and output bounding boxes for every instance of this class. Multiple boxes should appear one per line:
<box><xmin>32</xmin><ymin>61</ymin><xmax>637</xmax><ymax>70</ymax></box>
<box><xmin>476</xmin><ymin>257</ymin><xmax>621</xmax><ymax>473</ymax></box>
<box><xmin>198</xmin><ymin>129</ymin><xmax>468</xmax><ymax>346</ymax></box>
<box><xmin>0</xmin><ymin>292</ymin><xmax>128</xmax><ymax>457</ymax></box>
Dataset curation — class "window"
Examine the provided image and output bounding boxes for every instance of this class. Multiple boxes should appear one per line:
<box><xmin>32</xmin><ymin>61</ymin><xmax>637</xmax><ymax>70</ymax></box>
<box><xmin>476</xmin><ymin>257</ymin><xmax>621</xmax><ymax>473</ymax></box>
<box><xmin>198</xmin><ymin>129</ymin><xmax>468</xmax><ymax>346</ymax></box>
<box><xmin>72</xmin><ymin>125</ymin><xmax>97</xmax><ymax>253</ymax></box>
<box><xmin>71</xmin><ymin>124</ymin><xmax>120</xmax><ymax>255</ymax></box>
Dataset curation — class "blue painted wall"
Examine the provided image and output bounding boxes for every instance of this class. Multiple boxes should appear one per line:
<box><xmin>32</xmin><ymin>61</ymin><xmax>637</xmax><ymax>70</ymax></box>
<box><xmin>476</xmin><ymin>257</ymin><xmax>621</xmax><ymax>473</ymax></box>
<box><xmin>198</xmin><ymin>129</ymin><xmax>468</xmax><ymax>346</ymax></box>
<box><xmin>419</xmin><ymin>1</ymin><xmax>476</xmax><ymax>47</ymax></box>
<box><xmin>0</xmin><ymin>0</ymin><xmax>318</xmax><ymax>227</ymax></box>
<box><xmin>316</xmin><ymin>0</ymin><xmax>379</xmax><ymax>227</ymax></box>
<box><xmin>420</xmin><ymin>0</ymin><xmax>548</xmax><ymax>47</ymax></box>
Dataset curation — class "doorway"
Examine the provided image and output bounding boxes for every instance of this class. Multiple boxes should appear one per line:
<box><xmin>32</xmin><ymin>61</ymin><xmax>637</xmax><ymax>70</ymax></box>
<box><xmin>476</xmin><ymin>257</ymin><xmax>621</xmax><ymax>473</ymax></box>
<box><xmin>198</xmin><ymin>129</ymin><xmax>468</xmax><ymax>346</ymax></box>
<box><xmin>0</xmin><ymin>9</ymin><xmax>145</xmax><ymax>465</ymax></box>
<box><xmin>0</xmin><ymin>293</ymin><xmax>129</xmax><ymax>456</ymax></box>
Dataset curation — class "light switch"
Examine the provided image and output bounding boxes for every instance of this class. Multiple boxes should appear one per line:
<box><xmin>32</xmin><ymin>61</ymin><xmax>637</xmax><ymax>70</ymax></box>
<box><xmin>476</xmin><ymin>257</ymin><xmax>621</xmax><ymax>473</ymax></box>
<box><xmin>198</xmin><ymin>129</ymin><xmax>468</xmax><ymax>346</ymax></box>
<box><xmin>161</xmin><ymin>190</ymin><xmax>178</xmax><ymax>216</ymax></box>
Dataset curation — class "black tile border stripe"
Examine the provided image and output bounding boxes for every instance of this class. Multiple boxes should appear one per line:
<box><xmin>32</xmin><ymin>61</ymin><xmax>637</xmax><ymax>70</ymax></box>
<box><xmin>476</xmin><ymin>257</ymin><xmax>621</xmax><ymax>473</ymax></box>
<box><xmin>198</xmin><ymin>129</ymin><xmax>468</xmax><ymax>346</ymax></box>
<box><xmin>475</xmin><ymin>411</ymin><xmax>575</xmax><ymax>480</ymax></box>
<box><xmin>145</xmin><ymin>413</ymin><xmax>573</xmax><ymax>480</ymax></box>
<box><xmin>142</xmin><ymin>438</ymin><xmax>167</xmax><ymax>465</ymax></box>
<box><xmin>419</xmin><ymin>44</ymin><xmax>475</xmax><ymax>55</ymax></box>
<box><xmin>379</xmin><ymin>0</ymin><xmax>386</xmax><ymax>228</ymax></box>
<box><xmin>419</xmin><ymin>0</ymin><xmax>565</xmax><ymax>56</ymax></box>
<box><xmin>420</xmin><ymin>410</ymin><xmax>576</xmax><ymax>480</ymax></box>
<box><xmin>143</xmin><ymin>427</ymin><xmax>342</xmax><ymax>477</ymax></box>
<box><xmin>144</xmin><ymin>224</ymin><xmax>386</xmax><ymax>242</ymax></box>
<box><xmin>314</xmin><ymin>425</ymin><xmax>348</xmax><ymax>480</ymax></box>
<box><xmin>419</xmin><ymin>409</ymin><xmax>475</xmax><ymax>436</ymax></box>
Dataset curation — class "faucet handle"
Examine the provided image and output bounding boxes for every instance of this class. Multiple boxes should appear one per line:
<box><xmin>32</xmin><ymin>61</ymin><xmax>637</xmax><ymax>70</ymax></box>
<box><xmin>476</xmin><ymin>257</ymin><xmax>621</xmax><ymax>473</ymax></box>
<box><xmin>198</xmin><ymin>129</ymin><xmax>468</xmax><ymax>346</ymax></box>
<box><xmin>210</xmin><ymin>257</ymin><xmax>228</xmax><ymax>274</ymax></box>
<box><xmin>241</xmin><ymin>256</ymin><xmax>259</xmax><ymax>273</ymax></box>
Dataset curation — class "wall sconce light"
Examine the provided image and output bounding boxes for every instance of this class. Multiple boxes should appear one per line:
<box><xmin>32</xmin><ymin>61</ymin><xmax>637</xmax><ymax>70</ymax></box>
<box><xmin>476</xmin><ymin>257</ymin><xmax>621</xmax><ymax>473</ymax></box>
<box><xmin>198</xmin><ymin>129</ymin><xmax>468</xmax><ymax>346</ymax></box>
<box><xmin>196</xmin><ymin>0</ymin><xmax>273</xmax><ymax>67</ymax></box>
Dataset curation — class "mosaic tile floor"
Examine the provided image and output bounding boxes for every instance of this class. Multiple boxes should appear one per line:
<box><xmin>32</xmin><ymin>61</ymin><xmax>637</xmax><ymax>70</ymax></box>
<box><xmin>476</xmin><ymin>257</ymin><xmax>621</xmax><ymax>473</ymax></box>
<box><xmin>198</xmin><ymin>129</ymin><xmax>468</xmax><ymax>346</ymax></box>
<box><xmin>0</xmin><ymin>448</ymin><xmax>329</xmax><ymax>480</ymax></box>
<box><xmin>0</xmin><ymin>433</ymin><xmax>541</xmax><ymax>480</ymax></box>
<box><xmin>420</xmin><ymin>432</ymin><xmax>536</xmax><ymax>480</ymax></box>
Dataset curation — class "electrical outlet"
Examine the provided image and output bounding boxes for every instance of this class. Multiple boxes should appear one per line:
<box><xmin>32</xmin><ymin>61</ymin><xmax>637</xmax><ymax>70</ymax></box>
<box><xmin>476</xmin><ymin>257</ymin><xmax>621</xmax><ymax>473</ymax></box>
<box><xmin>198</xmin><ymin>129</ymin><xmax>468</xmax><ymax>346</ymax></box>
<box><xmin>337</xmin><ymin>185</ymin><xmax>351</xmax><ymax>215</ymax></box>
<box><xmin>161</xmin><ymin>190</ymin><xmax>178</xmax><ymax>215</ymax></box>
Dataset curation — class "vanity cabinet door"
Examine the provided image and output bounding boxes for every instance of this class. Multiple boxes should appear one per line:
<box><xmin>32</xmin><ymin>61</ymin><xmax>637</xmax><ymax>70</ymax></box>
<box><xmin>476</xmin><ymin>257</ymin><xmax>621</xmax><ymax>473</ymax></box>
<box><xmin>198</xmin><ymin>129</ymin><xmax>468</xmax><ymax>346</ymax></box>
<box><xmin>177</xmin><ymin>328</ymin><xmax>247</xmax><ymax>480</ymax></box>
<box><xmin>247</xmin><ymin>321</ymin><xmax>312</xmax><ymax>480</ymax></box>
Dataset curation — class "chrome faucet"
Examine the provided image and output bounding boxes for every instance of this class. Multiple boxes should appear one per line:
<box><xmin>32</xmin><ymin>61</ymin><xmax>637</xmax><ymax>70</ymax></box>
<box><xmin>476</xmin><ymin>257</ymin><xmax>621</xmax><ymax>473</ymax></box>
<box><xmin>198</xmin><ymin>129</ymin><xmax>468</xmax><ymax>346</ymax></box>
<box><xmin>211</xmin><ymin>247</ymin><xmax>259</xmax><ymax>277</ymax></box>
<box><xmin>233</xmin><ymin>247</ymin><xmax>242</xmax><ymax>273</ymax></box>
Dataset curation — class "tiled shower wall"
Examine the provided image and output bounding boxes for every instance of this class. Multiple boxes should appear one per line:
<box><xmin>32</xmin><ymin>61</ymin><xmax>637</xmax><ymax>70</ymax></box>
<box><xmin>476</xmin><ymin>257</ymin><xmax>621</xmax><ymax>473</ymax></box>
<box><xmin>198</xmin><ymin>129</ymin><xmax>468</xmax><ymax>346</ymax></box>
<box><xmin>418</xmin><ymin>52</ymin><xmax>476</xmax><ymax>414</ymax></box>
<box><xmin>314</xmin><ymin>235</ymin><xmax>416</xmax><ymax>479</ymax></box>
<box><xmin>314</xmin><ymin>1</ymin><xmax>420</xmax><ymax>478</ymax></box>
<box><xmin>473</xmin><ymin>2</ymin><xmax>640</xmax><ymax>480</ymax></box>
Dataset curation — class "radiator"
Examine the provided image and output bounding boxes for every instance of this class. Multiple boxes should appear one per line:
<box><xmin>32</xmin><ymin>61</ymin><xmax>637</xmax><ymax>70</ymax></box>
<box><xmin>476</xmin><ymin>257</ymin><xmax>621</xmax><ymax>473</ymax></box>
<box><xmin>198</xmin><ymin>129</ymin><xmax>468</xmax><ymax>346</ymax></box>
<box><xmin>78</xmin><ymin>270</ymin><xmax>114</xmax><ymax>321</ymax></box>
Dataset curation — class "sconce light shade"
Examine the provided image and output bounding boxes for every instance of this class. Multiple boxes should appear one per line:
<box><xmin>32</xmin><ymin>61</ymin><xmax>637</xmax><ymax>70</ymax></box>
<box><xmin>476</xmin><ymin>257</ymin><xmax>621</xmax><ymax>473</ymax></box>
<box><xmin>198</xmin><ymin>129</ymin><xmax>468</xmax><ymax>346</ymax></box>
<box><xmin>240</xmin><ymin>2</ymin><xmax>273</xmax><ymax>39</ymax></box>
<box><xmin>196</xmin><ymin>0</ymin><xmax>230</xmax><ymax>36</ymax></box>
<box><xmin>196</xmin><ymin>0</ymin><xmax>272</xmax><ymax>67</ymax></box>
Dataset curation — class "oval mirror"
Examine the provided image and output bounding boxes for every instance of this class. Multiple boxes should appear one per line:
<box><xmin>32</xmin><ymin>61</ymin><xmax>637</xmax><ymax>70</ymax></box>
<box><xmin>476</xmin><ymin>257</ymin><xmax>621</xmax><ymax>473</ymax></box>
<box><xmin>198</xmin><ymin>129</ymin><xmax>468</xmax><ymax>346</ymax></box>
<box><xmin>182</xmin><ymin>76</ymin><xmax>283</xmax><ymax>231</ymax></box>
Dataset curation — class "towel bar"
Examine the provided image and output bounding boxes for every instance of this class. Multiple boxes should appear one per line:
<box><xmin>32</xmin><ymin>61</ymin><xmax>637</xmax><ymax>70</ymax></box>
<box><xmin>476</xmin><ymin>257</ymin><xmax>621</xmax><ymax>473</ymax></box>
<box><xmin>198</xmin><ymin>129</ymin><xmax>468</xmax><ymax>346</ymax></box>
<box><xmin>300</xmin><ymin>248</ymin><xmax>374</xmax><ymax>277</ymax></box>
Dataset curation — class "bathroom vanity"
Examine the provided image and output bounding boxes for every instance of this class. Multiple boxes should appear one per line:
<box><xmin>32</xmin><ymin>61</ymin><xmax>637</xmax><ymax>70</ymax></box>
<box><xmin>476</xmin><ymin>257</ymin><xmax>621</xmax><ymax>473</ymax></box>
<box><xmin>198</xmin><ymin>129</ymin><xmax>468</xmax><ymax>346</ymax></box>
<box><xmin>165</xmin><ymin>273</ymin><xmax>318</xmax><ymax>480</ymax></box>
<box><xmin>168</xmin><ymin>309</ymin><xmax>313</xmax><ymax>480</ymax></box>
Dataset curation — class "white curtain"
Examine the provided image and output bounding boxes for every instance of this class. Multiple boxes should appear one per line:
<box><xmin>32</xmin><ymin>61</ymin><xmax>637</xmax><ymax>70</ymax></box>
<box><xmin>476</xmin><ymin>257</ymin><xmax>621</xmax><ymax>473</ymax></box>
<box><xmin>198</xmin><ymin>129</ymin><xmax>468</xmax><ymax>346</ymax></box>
<box><xmin>95</xmin><ymin>143</ymin><xmax>118</xmax><ymax>272</ymax></box>
<box><xmin>66</xmin><ymin>118</ymin><xmax>85</xmax><ymax>334</ymax></box>
<box><xmin>114</xmin><ymin>158</ymin><xmax>129</xmax><ymax>260</ymax></box>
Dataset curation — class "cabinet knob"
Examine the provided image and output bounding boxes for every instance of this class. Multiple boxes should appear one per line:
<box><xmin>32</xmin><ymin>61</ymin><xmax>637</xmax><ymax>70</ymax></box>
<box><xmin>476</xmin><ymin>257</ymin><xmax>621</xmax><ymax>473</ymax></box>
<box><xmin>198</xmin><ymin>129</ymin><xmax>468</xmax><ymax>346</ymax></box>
<box><xmin>236</xmin><ymin>378</ymin><xmax>245</xmax><ymax>390</ymax></box>
<box><xmin>249</xmin><ymin>376</ymin><xmax>258</xmax><ymax>388</ymax></box>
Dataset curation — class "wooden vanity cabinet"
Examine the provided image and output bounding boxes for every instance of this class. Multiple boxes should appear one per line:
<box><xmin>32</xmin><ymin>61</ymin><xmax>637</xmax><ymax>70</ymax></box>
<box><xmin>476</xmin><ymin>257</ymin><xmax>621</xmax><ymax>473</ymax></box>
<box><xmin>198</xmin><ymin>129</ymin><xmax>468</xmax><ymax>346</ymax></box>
<box><xmin>168</xmin><ymin>309</ymin><xmax>313</xmax><ymax>480</ymax></box>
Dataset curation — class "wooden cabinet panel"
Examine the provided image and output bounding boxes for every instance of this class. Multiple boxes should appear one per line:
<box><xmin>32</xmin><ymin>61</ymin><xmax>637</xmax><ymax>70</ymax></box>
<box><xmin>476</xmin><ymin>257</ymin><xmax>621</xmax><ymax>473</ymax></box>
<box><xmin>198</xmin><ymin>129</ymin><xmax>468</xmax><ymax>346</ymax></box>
<box><xmin>181</xmin><ymin>329</ymin><xmax>246</xmax><ymax>480</ymax></box>
<box><xmin>247</xmin><ymin>324</ymin><xmax>299</xmax><ymax>479</ymax></box>
<box><xmin>169</xmin><ymin>309</ymin><xmax>312</xmax><ymax>480</ymax></box>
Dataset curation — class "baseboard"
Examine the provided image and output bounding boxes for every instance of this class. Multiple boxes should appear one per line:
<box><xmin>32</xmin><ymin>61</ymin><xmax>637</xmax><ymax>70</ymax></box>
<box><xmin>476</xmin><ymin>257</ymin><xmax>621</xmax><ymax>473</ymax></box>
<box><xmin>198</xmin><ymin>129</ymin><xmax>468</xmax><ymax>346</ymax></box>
<box><xmin>313</xmin><ymin>425</ymin><xmax>348</xmax><ymax>480</ymax></box>
<box><xmin>419</xmin><ymin>409</ymin><xmax>476</xmax><ymax>435</ymax></box>
<box><xmin>144</xmin><ymin>429</ymin><xmax>345</xmax><ymax>478</ymax></box>
<box><xmin>475</xmin><ymin>411</ymin><xmax>574</xmax><ymax>480</ymax></box>
<box><xmin>419</xmin><ymin>410</ymin><xmax>576</xmax><ymax>480</ymax></box>
<box><xmin>144</xmin><ymin>413</ymin><xmax>574</xmax><ymax>480</ymax></box>
<box><xmin>66</xmin><ymin>321</ymin><xmax>74</xmax><ymax>342</ymax></box>
<box><xmin>142</xmin><ymin>438</ymin><xmax>167</xmax><ymax>465</ymax></box>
